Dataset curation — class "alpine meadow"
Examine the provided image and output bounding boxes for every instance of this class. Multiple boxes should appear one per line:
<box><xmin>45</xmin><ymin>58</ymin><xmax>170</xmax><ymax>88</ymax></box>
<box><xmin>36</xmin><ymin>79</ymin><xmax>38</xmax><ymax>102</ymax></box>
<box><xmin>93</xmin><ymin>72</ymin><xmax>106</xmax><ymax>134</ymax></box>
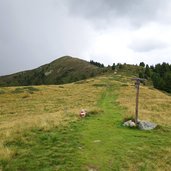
<box><xmin>1</xmin><ymin>0</ymin><xmax>171</xmax><ymax>170</ymax></box>
<box><xmin>0</xmin><ymin>57</ymin><xmax>171</xmax><ymax>171</ymax></box>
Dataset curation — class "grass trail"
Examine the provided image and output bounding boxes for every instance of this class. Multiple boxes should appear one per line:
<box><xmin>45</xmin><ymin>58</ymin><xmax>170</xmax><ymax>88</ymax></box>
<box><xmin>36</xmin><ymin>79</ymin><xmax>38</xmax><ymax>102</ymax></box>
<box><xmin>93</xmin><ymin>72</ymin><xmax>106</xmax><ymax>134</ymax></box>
<box><xmin>79</xmin><ymin>82</ymin><xmax>171</xmax><ymax>170</ymax></box>
<box><xmin>1</xmin><ymin>78</ymin><xmax>171</xmax><ymax>171</ymax></box>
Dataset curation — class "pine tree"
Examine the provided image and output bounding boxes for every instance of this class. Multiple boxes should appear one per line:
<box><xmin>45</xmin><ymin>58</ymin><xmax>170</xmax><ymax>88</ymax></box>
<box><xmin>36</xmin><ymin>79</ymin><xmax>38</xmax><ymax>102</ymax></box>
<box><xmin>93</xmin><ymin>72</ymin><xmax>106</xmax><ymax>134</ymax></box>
<box><xmin>144</xmin><ymin>64</ymin><xmax>151</xmax><ymax>79</ymax></box>
<box><xmin>139</xmin><ymin>62</ymin><xmax>145</xmax><ymax>67</ymax></box>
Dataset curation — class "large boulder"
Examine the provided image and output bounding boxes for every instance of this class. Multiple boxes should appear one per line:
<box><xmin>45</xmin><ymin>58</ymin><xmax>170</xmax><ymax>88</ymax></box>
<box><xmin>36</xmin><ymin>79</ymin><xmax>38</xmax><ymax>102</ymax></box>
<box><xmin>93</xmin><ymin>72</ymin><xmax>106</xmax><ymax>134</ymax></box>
<box><xmin>137</xmin><ymin>120</ymin><xmax>157</xmax><ymax>130</ymax></box>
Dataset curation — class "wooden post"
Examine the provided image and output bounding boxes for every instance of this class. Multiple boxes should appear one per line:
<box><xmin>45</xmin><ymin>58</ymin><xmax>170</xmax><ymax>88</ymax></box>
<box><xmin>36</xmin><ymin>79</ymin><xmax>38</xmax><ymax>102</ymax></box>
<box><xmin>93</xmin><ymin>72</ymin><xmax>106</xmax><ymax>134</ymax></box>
<box><xmin>135</xmin><ymin>79</ymin><xmax>140</xmax><ymax>124</ymax></box>
<box><xmin>131</xmin><ymin>78</ymin><xmax>145</xmax><ymax>125</ymax></box>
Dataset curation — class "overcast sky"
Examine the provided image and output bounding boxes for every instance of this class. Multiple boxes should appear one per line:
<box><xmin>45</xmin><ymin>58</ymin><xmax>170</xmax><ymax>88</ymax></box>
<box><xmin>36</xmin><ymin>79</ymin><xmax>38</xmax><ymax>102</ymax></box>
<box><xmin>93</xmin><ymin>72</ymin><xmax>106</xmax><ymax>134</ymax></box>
<box><xmin>0</xmin><ymin>0</ymin><xmax>171</xmax><ymax>75</ymax></box>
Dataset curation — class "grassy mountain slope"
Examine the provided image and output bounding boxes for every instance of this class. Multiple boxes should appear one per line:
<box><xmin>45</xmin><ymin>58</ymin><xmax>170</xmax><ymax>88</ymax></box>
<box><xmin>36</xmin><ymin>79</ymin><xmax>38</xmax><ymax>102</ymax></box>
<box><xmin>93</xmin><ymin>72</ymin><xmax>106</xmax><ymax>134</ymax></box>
<box><xmin>0</xmin><ymin>74</ymin><xmax>171</xmax><ymax>170</ymax></box>
<box><xmin>0</xmin><ymin>56</ymin><xmax>102</xmax><ymax>86</ymax></box>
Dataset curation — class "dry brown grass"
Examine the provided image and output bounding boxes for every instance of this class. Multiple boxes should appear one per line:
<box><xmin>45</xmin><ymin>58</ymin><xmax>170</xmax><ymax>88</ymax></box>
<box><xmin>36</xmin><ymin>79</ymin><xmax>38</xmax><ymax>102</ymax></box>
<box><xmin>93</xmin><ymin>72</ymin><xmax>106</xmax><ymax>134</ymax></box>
<box><xmin>117</xmin><ymin>83</ymin><xmax>171</xmax><ymax>126</ymax></box>
<box><xmin>0</xmin><ymin>77</ymin><xmax>105</xmax><ymax>160</ymax></box>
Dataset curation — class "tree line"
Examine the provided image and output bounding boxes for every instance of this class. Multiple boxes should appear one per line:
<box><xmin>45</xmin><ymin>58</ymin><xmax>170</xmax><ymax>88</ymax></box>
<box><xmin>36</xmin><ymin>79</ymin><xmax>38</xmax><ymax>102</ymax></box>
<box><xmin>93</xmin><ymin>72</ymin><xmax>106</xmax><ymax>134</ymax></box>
<box><xmin>90</xmin><ymin>60</ymin><xmax>171</xmax><ymax>93</ymax></box>
<box><xmin>139</xmin><ymin>62</ymin><xmax>171</xmax><ymax>93</ymax></box>
<box><xmin>90</xmin><ymin>60</ymin><xmax>105</xmax><ymax>68</ymax></box>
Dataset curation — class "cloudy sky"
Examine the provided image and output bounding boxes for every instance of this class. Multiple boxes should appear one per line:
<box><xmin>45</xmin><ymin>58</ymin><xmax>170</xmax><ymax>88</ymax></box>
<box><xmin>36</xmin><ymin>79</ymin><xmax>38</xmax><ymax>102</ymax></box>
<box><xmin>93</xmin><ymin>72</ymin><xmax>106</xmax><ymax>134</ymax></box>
<box><xmin>0</xmin><ymin>0</ymin><xmax>171</xmax><ymax>75</ymax></box>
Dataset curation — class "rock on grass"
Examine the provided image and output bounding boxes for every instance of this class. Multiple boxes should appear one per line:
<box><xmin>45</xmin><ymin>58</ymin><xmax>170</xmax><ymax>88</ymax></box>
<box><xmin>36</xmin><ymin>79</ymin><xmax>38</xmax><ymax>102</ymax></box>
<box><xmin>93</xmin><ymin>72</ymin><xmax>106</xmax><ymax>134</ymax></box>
<box><xmin>137</xmin><ymin>120</ymin><xmax>157</xmax><ymax>130</ymax></box>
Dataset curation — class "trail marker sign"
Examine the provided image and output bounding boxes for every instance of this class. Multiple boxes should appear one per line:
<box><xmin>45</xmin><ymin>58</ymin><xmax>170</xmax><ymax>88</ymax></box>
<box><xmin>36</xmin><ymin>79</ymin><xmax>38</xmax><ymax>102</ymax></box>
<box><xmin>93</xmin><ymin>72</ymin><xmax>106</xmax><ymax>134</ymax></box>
<box><xmin>131</xmin><ymin>78</ymin><xmax>145</xmax><ymax>124</ymax></box>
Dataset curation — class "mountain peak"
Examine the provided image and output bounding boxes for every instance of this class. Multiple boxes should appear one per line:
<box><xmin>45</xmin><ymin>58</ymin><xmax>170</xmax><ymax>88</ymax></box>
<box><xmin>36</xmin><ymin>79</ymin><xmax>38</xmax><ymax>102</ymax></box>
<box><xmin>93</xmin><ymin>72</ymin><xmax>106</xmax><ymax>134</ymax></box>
<box><xmin>0</xmin><ymin>56</ymin><xmax>102</xmax><ymax>86</ymax></box>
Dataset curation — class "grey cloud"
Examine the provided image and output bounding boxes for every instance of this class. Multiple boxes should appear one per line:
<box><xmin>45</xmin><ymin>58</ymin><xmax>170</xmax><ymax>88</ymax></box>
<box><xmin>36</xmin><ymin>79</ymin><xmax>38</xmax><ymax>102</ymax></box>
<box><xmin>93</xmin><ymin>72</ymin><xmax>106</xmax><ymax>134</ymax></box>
<box><xmin>66</xmin><ymin>0</ymin><xmax>170</xmax><ymax>27</ymax></box>
<box><xmin>0</xmin><ymin>0</ymin><xmax>171</xmax><ymax>75</ymax></box>
<box><xmin>0</xmin><ymin>0</ymin><xmax>94</xmax><ymax>75</ymax></box>
<box><xmin>129</xmin><ymin>39</ymin><xmax>167</xmax><ymax>52</ymax></box>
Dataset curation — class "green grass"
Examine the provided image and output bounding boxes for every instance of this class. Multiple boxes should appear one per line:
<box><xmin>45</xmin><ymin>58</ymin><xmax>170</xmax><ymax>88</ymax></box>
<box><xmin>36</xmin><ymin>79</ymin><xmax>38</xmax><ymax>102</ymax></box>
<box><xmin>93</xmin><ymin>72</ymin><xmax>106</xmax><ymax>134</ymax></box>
<box><xmin>1</xmin><ymin>78</ymin><xmax>171</xmax><ymax>171</ymax></box>
<box><xmin>0</xmin><ymin>89</ymin><xmax>5</xmax><ymax>94</ymax></box>
<box><xmin>78</xmin><ymin>82</ymin><xmax>171</xmax><ymax>170</ymax></box>
<box><xmin>11</xmin><ymin>87</ymin><xmax>39</xmax><ymax>94</ymax></box>
<box><xmin>2</xmin><ymin>126</ymin><xmax>82</xmax><ymax>171</ymax></box>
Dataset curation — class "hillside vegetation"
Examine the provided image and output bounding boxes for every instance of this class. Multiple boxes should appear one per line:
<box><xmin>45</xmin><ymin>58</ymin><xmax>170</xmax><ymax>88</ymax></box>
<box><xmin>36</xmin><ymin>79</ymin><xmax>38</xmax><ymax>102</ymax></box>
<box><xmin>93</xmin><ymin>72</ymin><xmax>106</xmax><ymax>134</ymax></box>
<box><xmin>0</xmin><ymin>74</ymin><xmax>171</xmax><ymax>170</ymax></box>
<box><xmin>0</xmin><ymin>56</ymin><xmax>102</xmax><ymax>86</ymax></box>
<box><xmin>139</xmin><ymin>62</ymin><xmax>171</xmax><ymax>93</ymax></box>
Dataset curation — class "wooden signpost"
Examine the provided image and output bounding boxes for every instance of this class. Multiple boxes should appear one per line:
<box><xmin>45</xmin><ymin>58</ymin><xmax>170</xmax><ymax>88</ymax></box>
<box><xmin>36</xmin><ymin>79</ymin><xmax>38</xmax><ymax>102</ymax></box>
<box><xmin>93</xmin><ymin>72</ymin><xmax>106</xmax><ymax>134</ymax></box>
<box><xmin>131</xmin><ymin>78</ymin><xmax>145</xmax><ymax>125</ymax></box>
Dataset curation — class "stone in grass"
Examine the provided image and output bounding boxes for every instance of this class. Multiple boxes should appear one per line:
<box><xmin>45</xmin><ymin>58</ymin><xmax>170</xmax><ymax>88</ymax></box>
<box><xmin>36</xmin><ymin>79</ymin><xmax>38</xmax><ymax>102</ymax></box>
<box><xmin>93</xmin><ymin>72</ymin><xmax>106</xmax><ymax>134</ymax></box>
<box><xmin>93</xmin><ymin>140</ymin><xmax>101</xmax><ymax>143</ymax></box>
<box><xmin>123</xmin><ymin>120</ymin><xmax>136</xmax><ymax>127</ymax></box>
<box><xmin>80</xmin><ymin>109</ymin><xmax>87</xmax><ymax>117</ymax></box>
<box><xmin>137</xmin><ymin>120</ymin><xmax>157</xmax><ymax>130</ymax></box>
